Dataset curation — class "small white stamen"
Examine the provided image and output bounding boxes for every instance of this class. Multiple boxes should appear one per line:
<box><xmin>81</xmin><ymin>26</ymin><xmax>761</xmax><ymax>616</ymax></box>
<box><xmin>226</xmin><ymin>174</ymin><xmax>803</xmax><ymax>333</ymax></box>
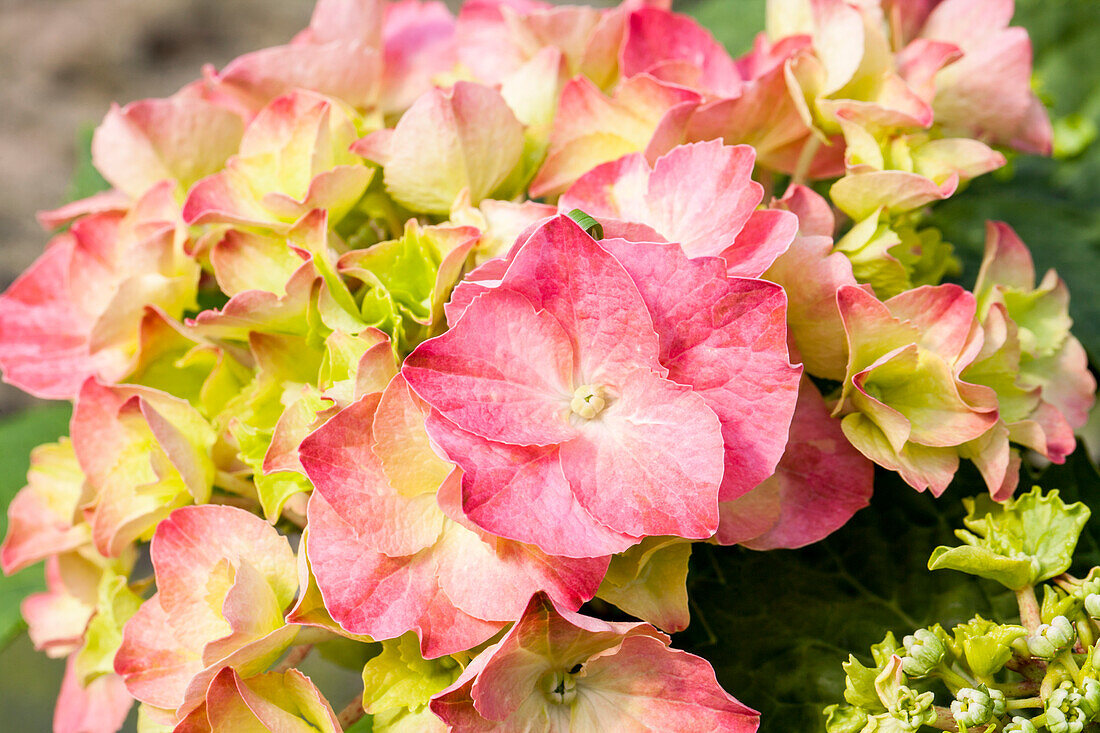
<box><xmin>570</xmin><ymin>384</ymin><xmax>606</xmax><ymax>419</ymax></box>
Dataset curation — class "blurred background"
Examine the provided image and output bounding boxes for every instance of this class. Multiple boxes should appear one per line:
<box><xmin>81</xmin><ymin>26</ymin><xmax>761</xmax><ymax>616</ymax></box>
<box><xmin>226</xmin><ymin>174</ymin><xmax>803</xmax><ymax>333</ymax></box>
<box><xmin>0</xmin><ymin>0</ymin><xmax>1096</xmax><ymax>730</ymax></box>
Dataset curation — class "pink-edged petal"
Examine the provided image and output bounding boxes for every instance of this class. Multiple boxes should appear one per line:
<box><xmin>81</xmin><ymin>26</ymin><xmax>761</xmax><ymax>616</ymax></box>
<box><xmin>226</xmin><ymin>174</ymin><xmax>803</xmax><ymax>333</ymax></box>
<box><xmin>403</xmin><ymin>287</ymin><xmax>577</xmax><ymax>446</ymax></box>
<box><xmin>720</xmin><ymin>208</ymin><xmax>798</xmax><ymax>277</ymax></box>
<box><xmin>37</xmin><ymin>190</ymin><xmax>130</xmax><ymax>231</ymax></box>
<box><xmin>215</xmin><ymin>41</ymin><xmax>382</xmax><ymax>112</ymax></box>
<box><xmin>772</xmin><ymin>183</ymin><xmax>835</xmax><ymax>238</ymax></box>
<box><xmin>841</xmin><ymin>413</ymin><xmax>960</xmax><ymax>495</ymax></box>
<box><xmin>54</xmin><ymin>656</ymin><xmax>133</xmax><ymax>733</ymax></box>
<box><xmin>0</xmin><ymin>237</ymin><xmax>121</xmax><ymax>399</ymax></box>
<box><xmin>714</xmin><ymin>484</ymin><xmax>783</xmax><ymax>547</ymax></box>
<box><xmin>298</xmin><ymin>0</ymin><xmax>384</xmax><ymax>45</ymax></box>
<box><xmin>496</xmin><ymin>216</ymin><xmax>664</xmax><ymax>386</ymax></box>
<box><xmin>830</xmin><ymin>170</ymin><xmax>957</xmax><ymax>221</ymax></box>
<box><xmin>382</xmin><ymin>81</ymin><xmax>525</xmax><ymax>215</ymax></box>
<box><xmin>148</xmin><ymin>505</ymin><xmax>296</xmax><ymax>618</ymax></box>
<box><xmin>427</xmin><ymin>413</ymin><xmax>637</xmax><ymax>559</ymax></box>
<box><xmin>305</xmin><ymin>492</ymin><xmax>501</xmax><ymax>657</ymax></box>
<box><xmin>373</xmin><ymin>374</ymin><xmax>456</xmax><ymax>500</ymax></box>
<box><xmin>530</xmin><ymin>75</ymin><xmax>700</xmax><ymax>197</ymax></box>
<box><xmin>637</xmin><ymin>142</ymin><xmax>761</xmax><ymax>256</ymax></box>
<box><xmin>2</xmin><ymin>441</ymin><xmax>88</xmax><ymax>574</ymax></box>
<box><xmin>115</xmin><ymin>595</ymin><xmax>206</xmax><ymax>710</ymax></box>
<box><xmin>433</xmin><ymin>487</ymin><xmax>608</xmax><ymax>626</ymax></box>
<box><xmin>740</xmin><ymin>377</ymin><xmax>873</xmax><ymax>550</ymax></box>
<box><xmin>299</xmin><ymin>392</ymin><xmax>446</xmax><ymax>557</ymax></box>
<box><xmin>560</xmin><ymin>369</ymin><xmax>723</xmax><ymax>540</ymax></box>
<box><xmin>601</xmin><ymin>240</ymin><xmax>801</xmax><ymax>501</ymax></box>
<box><xmin>91</xmin><ymin>96</ymin><xmax>244</xmax><ymax>198</ymax></box>
<box><xmin>571</xmin><ymin>634</ymin><xmax>759</xmax><ymax>732</ymax></box>
<box><xmin>561</xmin><ymin>142</ymin><xmax>773</xmax><ymax>261</ymax></box>
<box><xmin>23</xmin><ymin>556</ymin><xmax>95</xmax><ymax>658</ymax></box>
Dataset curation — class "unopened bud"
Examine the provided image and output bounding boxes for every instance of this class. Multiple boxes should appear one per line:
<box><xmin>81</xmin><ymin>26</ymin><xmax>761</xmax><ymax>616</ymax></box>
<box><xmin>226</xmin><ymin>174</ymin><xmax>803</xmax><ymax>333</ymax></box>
<box><xmin>951</xmin><ymin>686</ymin><xmax>1002</xmax><ymax>729</ymax></box>
<box><xmin>1028</xmin><ymin>615</ymin><xmax>1075</xmax><ymax>658</ymax></box>
<box><xmin>1004</xmin><ymin>717</ymin><xmax>1037</xmax><ymax>733</ymax></box>
<box><xmin>901</xmin><ymin>629</ymin><xmax>945</xmax><ymax>677</ymax></box>
<box><xmin>1046</xmin><ymin>682</ymin><xmax>1088</xmax><ymax>733</ymax></box>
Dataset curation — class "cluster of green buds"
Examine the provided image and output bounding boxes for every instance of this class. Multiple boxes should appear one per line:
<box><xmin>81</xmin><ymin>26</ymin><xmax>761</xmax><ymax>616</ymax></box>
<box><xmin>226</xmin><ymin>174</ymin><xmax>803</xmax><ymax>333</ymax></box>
<box><xmin>825</xmin><ymin>488</ymin><xmax>1100</xmax><ymax>732</ymax></box>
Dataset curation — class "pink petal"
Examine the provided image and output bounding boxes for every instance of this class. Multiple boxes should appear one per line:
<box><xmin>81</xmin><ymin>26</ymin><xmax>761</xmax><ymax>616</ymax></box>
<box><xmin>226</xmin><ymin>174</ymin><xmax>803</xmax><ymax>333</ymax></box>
<box><xmin>600</xmin><ymin>239</ymin><xmax>801</xmax><ymax>501</ymax></box>
<box><xmin>305</xmin><ymin>492</ymin><xmax>501</xmax><ymax>657</ymax></box>
<box><xmin>559</xmin><ymin>369</ymin><xmax>723</xmax><ymax>539</ymax></box>
<box><xmin>91</xmin><ymin>96</ymin><xmax>243</xmax><ymax>198</ymax></box>
<box><xmin>403</xmin><ymin>288</ymin><xmax>577</xmax><ymax>446</ymax></box>
<box><xmin>740</xmin><ymin>377</ymin><xmax>873</xmax><ymax>550</ymax></box>
<box><xmin>621</xmin><ymin>8</ymin><xmax>742</xmax><ymax>97</ymax></box>
<box><xmin>495</xmin><ymin>216</ymin><xmax>664</xmax><ymax>386</ymax></box>
<box><xmin>148</xmin><ymin>505</ymin><xmax>296</xmax><ymax>619</ymax></box>
<box><xmin>530</xmin><ymin>75</ymin><xmax>700</xmax><ymax>197</ymax></box>
<box><xmin>573</xmin><ymin>634</ymin><xmax>759</xmax><ymax>731</ymax></box>
<box><xmin>427</xmin><ymin>413</ymin><xmax>637</xmax><ymax>558</ymax></box>
<box><xmin>215</xmin><ymin>41</ymin><xmax>382</xmax><ymax>112</ymax></box>
<box><xmin>54</xmin><ymin>656</ymin><xmax>133</xmax><ymax>733</ymax></box>
<box><xmin>299</xmin><ymin>392</ymin><xmax>446</xmax><ymax>557</ymax></box>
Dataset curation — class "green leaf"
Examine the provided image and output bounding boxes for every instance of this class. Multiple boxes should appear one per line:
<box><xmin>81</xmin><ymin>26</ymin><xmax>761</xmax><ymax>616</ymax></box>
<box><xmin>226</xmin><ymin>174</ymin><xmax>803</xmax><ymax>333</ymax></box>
<box><xmin>361</xmin><ymin>633</ymin><xmax>463</xmax><ymax>716</ymax></box>
<box><xmin>677</xmin><ymin>469</ymin><xmax>1018</xmax><ymax>732</ymax></box>
<box><xmin>0</xmin><ymin>403</ymin><xmax>72</xmax><ymax>650</ymax></box>
<box><xmin>684</xmin><ymin>0</ymin><xmax>767</xmax><ymax>57</ymax></box>
<box><xmin>950</xmin><ymin>616</ymin><xmax>1026</xmax><ymax>679</ymax></box>
<box><xmin>343</xmin><ymin>716</ymin><xmax>374</xmax><ymax>733</ymax></box>
<box><xmin>928</xmin><ymin>545</ymin><xmax>1038</xmax><ymax>591</ymax></box>
<box><xmin>929</xmin><ymin>487</ymin><xmax>1090</xmax><ymax>590</ymax></box>
<box><xmin>65</xmin><ymin>126</ymin><xmax>110</xmax><ymax>204</ymax></box>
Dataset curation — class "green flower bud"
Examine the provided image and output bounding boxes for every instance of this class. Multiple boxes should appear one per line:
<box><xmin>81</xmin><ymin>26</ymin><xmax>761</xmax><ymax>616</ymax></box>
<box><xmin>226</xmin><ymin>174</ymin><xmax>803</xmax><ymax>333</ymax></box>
<box><xmin>823</xmin><ymin>704</ymin><xmax>869</xmax><ymax>733</ymax></box>
<box><xmin>1047</xmin><ymin>682</ymin><xmax>1088</xmax><ymax>733</ymax></box>
<box><xmin>1080</xmin><ymin>677</ymin><xmax>1100</xmax><ymax>720</ymax></box>
<box><xmin>1028</xmin><ymin>615</ymin><xmax>1076</xmax><ymax>658</ymax></box>
<box><xmin>951</xmin><ymin>686</ymin><xmax>1003</xmax><ymax>729</ymax></box>
<box><xmin>1085</xmin><ymin>593</ymin><xmax>1100</xmax><ymax>619</ymax></box>
<box><xmin>901</xmin><ymin>628</ymin><xmax>945</xmax><ymax>677</ymax></box>
<box><xmin>1004</xmin><ymin>717</ymin><xmax>1038</xmax><ymax>733</ymax></box>
<box><xmin>890</xmin><ymin>686</ymin><xmax>937</xmax><ymax>730</ymax></box>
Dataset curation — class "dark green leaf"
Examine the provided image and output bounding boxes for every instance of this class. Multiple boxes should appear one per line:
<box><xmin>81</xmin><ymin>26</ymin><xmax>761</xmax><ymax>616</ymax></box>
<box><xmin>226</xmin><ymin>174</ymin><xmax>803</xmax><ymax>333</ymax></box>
<box><xmin>677</xmin><ymin>470</ymin><xmax>1018</xmax><ymax>732</ymax></box>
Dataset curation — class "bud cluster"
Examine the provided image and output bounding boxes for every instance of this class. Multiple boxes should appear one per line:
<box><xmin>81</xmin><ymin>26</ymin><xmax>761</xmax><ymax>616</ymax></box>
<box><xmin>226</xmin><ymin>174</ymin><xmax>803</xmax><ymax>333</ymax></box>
<box><xmin>827</xmin><ymin>488</ymin><xmax>1100</xmax><ymax>732</ymax></box>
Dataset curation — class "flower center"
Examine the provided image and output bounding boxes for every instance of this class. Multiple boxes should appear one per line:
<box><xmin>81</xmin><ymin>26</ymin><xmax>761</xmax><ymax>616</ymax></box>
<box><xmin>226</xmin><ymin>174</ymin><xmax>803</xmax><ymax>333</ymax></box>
<box><xmin>540</xmin><ymin>670</ymin><xmax>578</xmax><ymax>705</ymax></box>
<box><xmin>570</xmin><ymin>384</ymin><xmax>606</xmax><ymax>419</ymax></box>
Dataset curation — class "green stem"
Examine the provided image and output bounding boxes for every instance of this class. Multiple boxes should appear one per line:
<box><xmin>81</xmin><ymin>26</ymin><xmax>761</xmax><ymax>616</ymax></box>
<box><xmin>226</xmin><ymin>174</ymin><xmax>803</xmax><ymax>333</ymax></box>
<box><xmin>937</xmin><ymin>666</ymin><xmax>978</xmax><ymax>694</ymax></box>
<box><xmin>994</xmin><ymin>680</ymin><xmax>1040</xmax><ymax>697</ymax></box>
<box><xmin>1058</xmin><ymin>649</ymin><xmax>1082</xmax><ymax>682</ymax></box>
<box><xmin>1007</xmin><ymin>696</ymin><xmax>1044</xmax><ymax>710</ymax></box>
<box><xmin>1078</xmin><ymin>619</ymin><xmax>1096</xmax><ymax>650</ymax></box>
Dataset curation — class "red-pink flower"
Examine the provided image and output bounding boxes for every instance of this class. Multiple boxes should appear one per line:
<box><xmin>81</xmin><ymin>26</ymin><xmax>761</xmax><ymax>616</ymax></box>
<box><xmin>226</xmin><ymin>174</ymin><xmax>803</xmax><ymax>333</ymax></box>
<box><xmin>0</xmin><ymin>184</ymin><xmax>198</xmax><ymax>399</ymax></box>
<box><xmin>404</xmin><ymin>215</ymin><xmax>800</xmax><ymax>557</ymax></box>
<box><xmin>559</xmin><ymin>141</ymin><xmax>797</xmax><ymax>271</ymax></box>
<box><xmin>114</xmin><ymin>505</ymin><xmax>299</xmax><ymax>717</ymax></box>
<box><xmin>300</xmin><ymin>374</ymin><xmax>608</xmax><ymax>657</ymax></box>
<box><xmin>431</xmin><ymin>592</ymin><xmax>760</xmax><ymax>732</ymax></box>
